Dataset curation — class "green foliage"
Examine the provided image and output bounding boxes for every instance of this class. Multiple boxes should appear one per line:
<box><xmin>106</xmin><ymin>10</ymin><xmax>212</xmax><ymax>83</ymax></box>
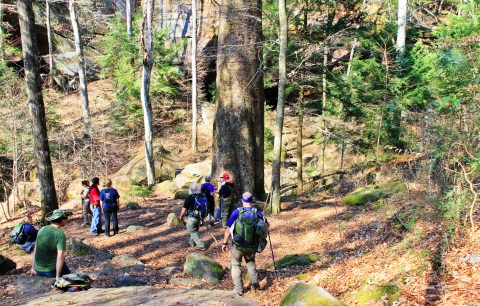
<box><xmin>99</xmin><ymin>13</ymin><xmax>183</xmax><ymax>136</ymax></box>
<box><xmin>348</xmin><ymin>283</ymin><xmax>400</xmax><ymax>305</ymax></box>
<box><xmin>264</xmin><ymin>126</ymin><xmax>275</xmax><ymax>162</ymax></box>
<box><xmin>126</xmin><ymin>185</ymin><xmax>152</xmax><ymax>202</ymax></box>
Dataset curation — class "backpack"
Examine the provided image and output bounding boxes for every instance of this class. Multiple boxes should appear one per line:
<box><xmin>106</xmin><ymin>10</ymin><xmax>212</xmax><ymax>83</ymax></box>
<box><xmin>232</xmin><ymin>208</ymin><xmax>260</xmax><ymax>251</ymax></box>
<box><xmin>53</xmin><ymin>272</ymin><xmax>92</xmax><ymax>291</ymax></box>
<box><xmin>10</xmin><ymin>222</ymin><xmax>37</xmax><ymax>245</ymax></box>
<box><xmin>191</xmin><ymin>194</ymin><xmax>208</xmax><ymax>219</ymax></box>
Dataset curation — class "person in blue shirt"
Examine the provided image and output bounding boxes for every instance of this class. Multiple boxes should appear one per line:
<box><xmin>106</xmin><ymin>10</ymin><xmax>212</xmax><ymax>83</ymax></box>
<box><xmin>221</xmin><ymin>192</ymin><xmax>263</xmax><ymax>296</ymax></box>
<box><xmin>100</xmin><ymin>179</ymin><xmax>120</xmax><ymax>238</ymax></box>
<box><xmin>200</xmin><ymin>175</ymin><xmax>215</xmax><ymax>223</ymax></box>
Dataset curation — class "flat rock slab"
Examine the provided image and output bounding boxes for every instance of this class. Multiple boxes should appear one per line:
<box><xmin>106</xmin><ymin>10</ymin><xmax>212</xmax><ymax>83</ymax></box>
<box><xmin>22</xmin><ymin>287</ymin><xmax>261</xmax><ymax>305</ymax></box>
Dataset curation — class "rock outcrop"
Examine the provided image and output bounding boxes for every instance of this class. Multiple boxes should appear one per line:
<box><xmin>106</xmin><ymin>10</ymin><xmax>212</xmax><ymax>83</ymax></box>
<box><xmin>183</xmin><ymin>252</ymin><xmax>224</xmax><ymax>284</ymax></box>
<box><xmin>280</xmin><ymin>283</ymin><xmax>345</xmax><ymax>306</ymax></box>
<box><xmin>341</xmin><ymin>181</ymin><xmax>407</xmax><ymax>206</ymax></box>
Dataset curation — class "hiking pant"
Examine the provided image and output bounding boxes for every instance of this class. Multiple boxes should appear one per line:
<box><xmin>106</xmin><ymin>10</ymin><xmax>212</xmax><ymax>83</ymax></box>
<box><xmin>35</xmin><ymin>263</ymin><xmax>71</xmax><ymax>277</ymax></box>
<box><xmin>90</xmin><ymin>204</ymin><xmax>102</xmax><ymax>234</ymax></box>
<box><xmin>103</xmin><ymin>207</ymin><xmax>119</xmax><ymax>236</ymax></box>
<box><xmin>82</xmin><ymin>199</ymin><xmax>91</xmax><ymax>224</ymax></box>
<box><xmin>231</xmin><ymin>245</ymin><xmax>258</xmax><ymax>295</ymax></box>
<box><xmin>186</xmin><ymin>217</ymin><xmax>205</xmax><ymax>248</ymax></box>
<box><xmin>220</xmin><ymin>198</ymin><xmax>233</xmax><ymax>228</ymax></box>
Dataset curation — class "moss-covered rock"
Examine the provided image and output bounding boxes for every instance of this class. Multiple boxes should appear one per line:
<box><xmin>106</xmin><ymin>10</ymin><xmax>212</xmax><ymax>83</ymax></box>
<box><xmin>341</xmin><ymin>181</ymin><xmax>407</xmax><ymax>206</ymax></box>
<box><xmin>183</xmin><ymin>252</ymin><xmax>224</xmax><ymax>284</ymax></box>
<box><xmin>346</xmin><ymin>283</ymin><xmax>400</xmax><ymax>305</ymax></box>
<box><xmin>0</xmin><ymin>254</ymin><xmax>16</xmax><ymax>274</ymax></box>
<box><xmin>166</xmin><ymin>213</ymin><xmax>184</xmax><ymax>228</ymax></box>
<box><xmin>66</xmin><ymin>238</ymin><xmax>112</xmax><ymax>258</ymax></box>
<box><xmin>280</xmin><ymin>283</ymin><xmax>345</xmax><ymax>306</ymax></box>
<box><xmin>174</xmin><ymin>190</ymin><xmax>190</xmax><ymax>200</ymax></box>
<box><xmin>267</xmin><ymin>253</ymin><xmax>321</xmax><ymax>270</ymax></box>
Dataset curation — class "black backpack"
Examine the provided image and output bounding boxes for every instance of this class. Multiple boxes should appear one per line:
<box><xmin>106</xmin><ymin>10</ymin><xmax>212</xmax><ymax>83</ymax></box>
<box><xmin>189</xmin><ymin>194</ymin><xmax>208</xmax><ymax>219</ymax></box>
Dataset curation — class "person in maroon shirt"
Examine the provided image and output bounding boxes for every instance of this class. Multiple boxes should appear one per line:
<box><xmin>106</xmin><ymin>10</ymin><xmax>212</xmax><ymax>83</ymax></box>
<box><xmin>89</xmin><ymin>177</ymin><xmax>103</xmax><ymax>236</ymax></box>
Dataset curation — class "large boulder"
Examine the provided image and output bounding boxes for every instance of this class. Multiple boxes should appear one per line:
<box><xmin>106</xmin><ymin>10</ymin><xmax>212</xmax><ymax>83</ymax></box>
<box><xmin>183</xmin><ymin>253</ymin><xmax>224</xmax><ymax>284</ymax></box>
<box><xmin>112</xmin><ymin>145</ymin><xmax>181</xmax><ymax>190</ymax></box>
<box><xmin>111</xmin><ymin>254</ymin><xmax>144</xmax><ymax>267</ymax></box>
<box><xmin>0</xmin><ymin>254</ymin><xmax>16</xmax><ymax>274</ymax></box>
<box><xmin>8</xmin><ymin>181</ymin><xmax>41</xmax><ymax>208</ymax></box>
<box><xmin>174</xmin><ymin>161</ymin><xmax>211</xmax><ymax>190</ymax></box>
<box><xmin>153</xmin><ymin>180</ymin><xmax>178</xmax><ymax>198</ymax></box>
<box><xmin>341</xmin><ymin>181</ymin><xmax>407</xmax><ymax>206</ymax></box>
<box><xmin>280</xmin><ymin>283</ymin><xmax>345</xmax><ymax>306</ymax></box>
<box><xmin>66</xmin><ymin>238</ymin><xmax>112</xmax><ymax>258</ymax></box>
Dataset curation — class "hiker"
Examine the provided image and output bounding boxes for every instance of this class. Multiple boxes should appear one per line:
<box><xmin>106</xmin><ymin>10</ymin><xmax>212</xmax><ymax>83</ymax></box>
<box><xmin>201</xmin><ymin>175</ymin><xmax>216</xmax><ymax>224</ymax></box>
<box><xmin>100</xmin><ymin>179</ymin><xmax>120</xmax><ymax>237</ymax></box>
<box><xmin>89</xmin><ymin>177</ymin><xmax>103</xmax><ymax>236</ymax></box>
<box><xmin>217</xmin><ymin>172</ymin><xmax>235</xmax><ymax>228</ymax></box>
<box><xmin>178</xmin><ymin>183</ymin><xmax>207</xmax><ymax>251</ymax></box>
<box><xmin>221</xmin><ymin>192</ymin><xmax>263</xmax><ymax>296</ymax></box>
<box><xmin>80</xmin><ymin>180</ymin><xmax>91</xmax><ymax>226</ymax></box>
<box><xmin>31</xmin><ymin>209</ymin><xmax>72</xmax><ymax>279</ymax></box>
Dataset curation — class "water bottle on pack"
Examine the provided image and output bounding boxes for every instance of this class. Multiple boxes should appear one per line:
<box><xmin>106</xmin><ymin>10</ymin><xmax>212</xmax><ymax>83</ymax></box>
<box><xmin>67</xmin><ymin>286</ymin><xmax>79</xmax><ymax>292</ymax></box>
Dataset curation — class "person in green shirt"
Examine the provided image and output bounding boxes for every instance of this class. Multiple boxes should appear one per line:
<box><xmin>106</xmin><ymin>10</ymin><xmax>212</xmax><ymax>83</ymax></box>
<box><xmin>30</xmin><ymin>209</ymin><xmax>72</xmax><ymax>279</ymax></box>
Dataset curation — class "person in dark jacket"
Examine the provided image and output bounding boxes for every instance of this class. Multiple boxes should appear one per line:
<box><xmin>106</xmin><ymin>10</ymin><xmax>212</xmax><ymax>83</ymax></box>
<box><xmin>217</xmin><ymin>173</ymin><xmax>235</xmax><ymax>228</ymax></box>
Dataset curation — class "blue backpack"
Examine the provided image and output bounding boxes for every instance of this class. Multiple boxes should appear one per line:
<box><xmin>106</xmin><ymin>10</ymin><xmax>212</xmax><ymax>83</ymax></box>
<box><xmin>192</xmin><ymin>194</ymin><xmax>208</xmax><ymax>219</ymax></box>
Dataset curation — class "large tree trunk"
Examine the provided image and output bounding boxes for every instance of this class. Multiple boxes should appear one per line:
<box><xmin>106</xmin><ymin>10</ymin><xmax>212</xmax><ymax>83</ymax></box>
<box><xmin>191</xmin><ymin>0</ymin><xmax>198</xmax><ymax>154</ymax></box>
<box><xmin>17</xmin><ymin>0</ymin><xmax>58</xmax><ymax>218</ymax></box>
<box><xmin>46</xmin><ymin>1</ymin><xmax>54</xmax><ymax>86</ymax></box>
<box><xmin>212</xmin><ymin>0</ymin><xmax>264</xmax><ymax>199</ymax></box>
<box><xmin>397</xmin><ymin>0</ymin><xmax>407</xmax><ymax>54</ymax></box>
<box><xmin>0</xmin><ymin>1</ymin><xmax>4</xmax><ymax>62</ymax></box>
<box><xmin>321</xmin><ymin>46</ymin><xmax>328</xmax><ymax>172</ymax></box>
<box><xmin>126</xmin><ymin>0</ymin><xmax>132</xmax><ymax>37</ymax></box>
<box><xmin>271</xmin><ymin>0</ymin><xmax>287</xmax><ymax>214</ymax></box>
<box><xmin>141</xmin><ymin>0</ymin><xmax>155</xmax><ymax>187</ymax></box>
<box><xmin>68</xmin><ymin>0</ymin><xmax>91</xmax><ymax>138</ymax></box>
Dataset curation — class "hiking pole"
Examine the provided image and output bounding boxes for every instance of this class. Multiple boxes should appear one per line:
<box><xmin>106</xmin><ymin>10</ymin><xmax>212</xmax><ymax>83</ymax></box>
<box><xmin>265</xmin><ymin>218</ymin><xmax>276</xmax><ymax>274</ymax></box>
<box><xmin>205</xmin><ymin>221</ymin><xmax>218</xmax><ymax>242</ymax></box>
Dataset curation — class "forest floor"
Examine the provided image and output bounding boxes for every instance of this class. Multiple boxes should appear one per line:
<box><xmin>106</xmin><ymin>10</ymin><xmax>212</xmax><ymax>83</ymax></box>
<box><xmin>1</xmin><ymin>183</ymin><xmax>479</xmax><ymax>305</ymax></box>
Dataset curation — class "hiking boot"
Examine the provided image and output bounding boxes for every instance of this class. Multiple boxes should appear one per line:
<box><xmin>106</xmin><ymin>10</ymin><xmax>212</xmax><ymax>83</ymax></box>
<box><xmin>251</xmin><ymin>283</ymin><xmax>261</xmax><ymax>291</ymax></box>
<box><xmin>104</xmin><ymin>233</ymin><xmax>110</xmax><ymax>238</ymax></box>
<box><xmin>232</xmin><ymin>289</ymin><xmax>243</xmax><ymax>296</ymax></box>
<box><xmin>91</xmin><ymin>232</ymin><xmax>98</xmax><ymax>236</ymax></box>
<box><xmin>195</xmin><ymin>246</ymin><xmax>206</xmax><ymax>251</ymax></box>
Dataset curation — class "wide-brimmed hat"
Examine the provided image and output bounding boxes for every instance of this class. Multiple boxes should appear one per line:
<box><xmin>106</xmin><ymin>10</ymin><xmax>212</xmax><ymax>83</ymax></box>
<box><xmin>45</xmin><ymin>209</ymin><xmax>73</xmax><ymax>222</ymax></box>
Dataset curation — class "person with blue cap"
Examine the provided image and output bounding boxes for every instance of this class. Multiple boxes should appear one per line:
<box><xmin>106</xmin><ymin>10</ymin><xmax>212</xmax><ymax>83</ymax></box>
<box><xmin>221</xmin><ymin>192</ymin><xmax>263</xmax><ymax>296</ymax></box>
<box><xmin>30</xmin><ymin>209</ymin><xmax>72</xmax><ymax>279</ymax></box>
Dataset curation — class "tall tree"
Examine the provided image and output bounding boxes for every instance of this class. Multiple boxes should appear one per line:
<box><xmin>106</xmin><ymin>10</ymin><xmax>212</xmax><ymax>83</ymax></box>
<box><xmin>46</xmin><ymin>0</ymin><xmax>54</xmax><ymax>86</ymax></box>
<box><xmin>0</xmin><ymin>0</ymin><xmax>4</xmax><ymax>62</ymax></box>
<box><xmin>271</xmin><ymin>0</ymin><xmax>288</xmax><ymax>214</ymax></box>
<box><xmin>212</xmin><ymin>0</ymin><xmax>264</xmax><ymax>199</ymax></box>
<box><xmin>191</xmin><ymin>0</ymin><xmax>198</xmax><ymax>154</ymax></box>
<box><xmin>126</xmin><ymin>0</ymin><xmax>132</xmax><ymax>38</ymax></box>
<box><xmin>68</xmin><ymin>0</ymin><xmax>91</xmax><ymax>138</ymax></box>
<box><xmin>397</xmin><ymin>0</ymin><xmax>407</xmax><ymax>54</ymax></box>
<box><xmin>17</xmin><ymin>0</ymin><xmax>58</xmax><ymax>217</ymax></box>
<box><xmin>141</xmin><ymin>0</ymin><xmax>155</xmax><ymax>187</ymax></box>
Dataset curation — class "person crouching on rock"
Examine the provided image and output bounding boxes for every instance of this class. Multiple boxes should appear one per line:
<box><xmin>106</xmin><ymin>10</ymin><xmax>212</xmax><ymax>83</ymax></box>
<box><xmin>31</xmin><ymin>209</ymin><xmax>72</xmax><ymax>279</ymax></box>
<box><xmin>178</xmin><ymin>183</ymin><xmax>206</xmax><ymax>251</ymax></box>
<box><xmin>100</xmin><ymin>179</ymin><xmax>120</xmax><ymax>237</ymax></box>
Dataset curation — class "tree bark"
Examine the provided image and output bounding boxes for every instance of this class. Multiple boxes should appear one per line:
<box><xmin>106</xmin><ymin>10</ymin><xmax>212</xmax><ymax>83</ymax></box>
<box><xmin>271</xmin><ymin>0</ymin><xmax>287</xmax><ymax>214</ymax></box>
<box><xmin>0</xmin><ymin>1</ymin><xmax>4</xmax><ymax>62</ymax></box>
<box><xmin>212</xmin><ymin>0</ymin><xmax>264</xmax><ymax>199</ymax></box>
<box><xmin>46</xmin><ymin>1</ymin><xmax>54</xmax><ymax>86</ymax></box>
<box><xmin>297</xmin><ymin>87</ymin><xmax>304</xmax><ymax>194</ymax></box>
<box><xmin>191</xmin><ymin>0</ymin><xmax>198</xmax><ymax>154</ymax></box>
<box><xmin>141</xmin><ymin>0</ymin><xmax>155</xmax><ymax>187</ymax></box>
<box><xmin>321</xmin><ymin>46</ymin><xmax>328</xmax><ymax>172</ymax></box>
<box><xmin>68</xmin><ymin>0</ymin><xmax>91</xmax><ymax>138</ymax></box>
<box><xmin>17</xmin><ymin>0</ymin><xmax>58</xmax><ymax>218</ymax></box>
<box><xmin>126</xmin><ymin>0</ymin><xmax>132</xmax><ymax>38</ymax></box>
<box><xmin>397</xmin><ymin>0</ymin><xmax>407</xmax><ymax>54</ymax></box>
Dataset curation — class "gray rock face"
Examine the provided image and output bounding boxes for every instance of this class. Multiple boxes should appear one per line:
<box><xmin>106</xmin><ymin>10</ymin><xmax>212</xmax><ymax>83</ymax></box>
<box><xmin>0</xmin><ymin>254</ymin><xmax>16</xmax><ymax>274</ymax></box>
<box><xmin>22</xmin><ymin>287</ymin><xmax>261</xmax><ymax>306</ymax></box>
<box><xmin>113</xmin><ymin>276</ymin><xmax>147</xmax><ymax>287</ymax></box>
<box><xmin>183</xmin><ymin>253</ymin><xmax>224</xmax><ymax>284</ymax></box>
<box><xmin>166</xmin><ymin>213</ymin><xmax>184</xmax><ymax>228</ymax></box>
<box><xmin>280</xmin><ymin>283</ymin><xmax>345</xmax><ymax>306</ymax></box>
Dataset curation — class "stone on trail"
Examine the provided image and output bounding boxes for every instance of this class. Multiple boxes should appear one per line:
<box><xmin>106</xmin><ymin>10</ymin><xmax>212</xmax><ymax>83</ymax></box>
<box><xmin>280</xmin><ymin>283</ymin><xmax>345</xmax><ymax>306</ymax></box>
<box><xmin>111</xmin><ymin>254</ymin><xmax>144</xmax><ymax>267</ymax></box>
<box><xmin>66</xmin><ymin>238</ymin><xmax>112</xmax><ymax>258</ymax></box>
<box><xmin>267</xmin><ymin>253</ymin><xmax>321</xmax><ymax>270</ymax></box>
<box><xmin>0</xmin><ymin>254</ymin><xmax>16</xmax><ymax>274</ymax></box>
<box><xmin>160</xmin><ymin>266</ymin><xmax>182</xmax><ymax>275</ymax></box>
<box><xmin>113</xmin><ymin>276</ymin><xmax>148</xmax><ymax>287</ymax></box>
<box><xmin>341</xmin><ymin>181</ymin><xmax>407</xmax><ymax>206</ymax></box>
<box><xmin>126</xmin><ymin>202</ymin><xmax>140</xmax><ymax>210</ymax></box>
<box><xmin>166</xmin><ymin>213</ymin><xmax>184</xmax><ymax>228</ymax></box>
<box><xmin>183</xmin><ymin>252</ymin><xmax>224</xmax><ymax>284</ymax></box>
<box><xmin>22</xmin><ymin>287</ymin><xmax>261</xmax><ymax>306</ymax></box>
<box><xmin>126</xmin><ymin>225</ymin><xmax>147</xmax><ymax>233</ymax></box>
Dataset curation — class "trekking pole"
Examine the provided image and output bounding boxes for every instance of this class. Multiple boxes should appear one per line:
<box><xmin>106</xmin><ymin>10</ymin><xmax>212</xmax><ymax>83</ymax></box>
<box><xmin>206</xmin><ymin>221</ymin><xmax>218</xmax><ymax>242</ymax></box>
<box><xmin>265</xmin><ymin>218</ymin><xmax>276</xmax><ymax>274</ymax></box>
